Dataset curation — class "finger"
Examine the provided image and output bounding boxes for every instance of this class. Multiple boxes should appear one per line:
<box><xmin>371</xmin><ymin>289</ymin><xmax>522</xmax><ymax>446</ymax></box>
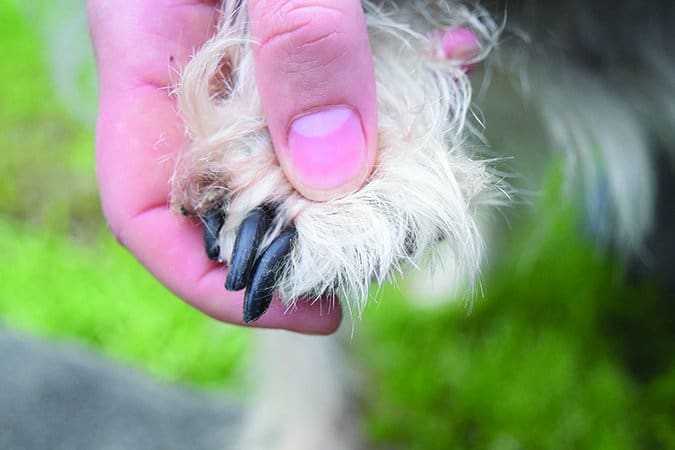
<box><xmin>243</xmin><ymin>227</ymin><xmax>297</xmax><ymax>323</ymax></box>
<box><xmin>439</xmin><ymin>27</ymin><xmax>481</xmax><ymax>73</ymax></box>
<box><xmin>247</xmin><ymin>0</ymin><xmax>378</xmax><ymax>202</ymax></box>
<box><xmin>90</xmin><ymin>0</ymin><xmax>220</xmax><ymax>223</ymax></box>
<box><xmin>225</xmin><ymin>205</ymin><xmax>274</xmax><ymax>291</ymax></box>
<box><xmin>119</xmin><ymin>204</ymin><xmax>340</xmax><ymax>334</ymax></box>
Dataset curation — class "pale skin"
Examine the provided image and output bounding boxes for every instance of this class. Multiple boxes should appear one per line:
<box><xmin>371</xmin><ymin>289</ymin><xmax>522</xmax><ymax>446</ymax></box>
<box><xmin>88</xmin><ymin>0</ymin><xmax>478</xmax><ymax>334</ymax></box>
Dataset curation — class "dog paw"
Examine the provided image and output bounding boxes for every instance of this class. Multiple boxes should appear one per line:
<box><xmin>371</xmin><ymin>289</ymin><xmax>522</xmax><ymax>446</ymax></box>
<box><xmin>200</xmin><ymin>203</ymin><xmax>294</xmax><ymax>322</ymax></box>
<box><xmin>171</xmin><ymin>2</ymin><xmax>501</xmax><ymax>322</ymax></box>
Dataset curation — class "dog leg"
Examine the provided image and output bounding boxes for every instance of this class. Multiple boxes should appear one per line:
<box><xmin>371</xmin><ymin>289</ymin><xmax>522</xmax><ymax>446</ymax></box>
<box><xmin>236</xmin><ymin>329</ymin><xmax>361</xmax><ymax>450</ymax></box>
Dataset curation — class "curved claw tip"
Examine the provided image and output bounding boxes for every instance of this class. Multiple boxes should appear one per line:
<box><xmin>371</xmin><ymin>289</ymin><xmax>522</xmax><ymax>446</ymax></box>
<box><xmin>243</xmin><ymin>227</ymin><xmax>296</xmax><ymax>323</ymax></box>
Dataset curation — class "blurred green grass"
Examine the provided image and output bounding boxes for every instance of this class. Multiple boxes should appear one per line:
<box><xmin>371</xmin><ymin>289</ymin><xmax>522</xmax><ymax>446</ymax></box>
<box><xmin>0</xmin><ymin>1</ymin><xmax>673</xmax><ymax>449</ymax></box>
<box><xmin>0</xmin><ymin>0</ymin><xmax>249</xmax><ymax>387</ymax></box>
<box><xmin>359</xmin><ymin>178</ymin><xmax>675</xmax><ymax>449</ymax></box>
<box><xmin>0</xmin><ymin>220</ymin><xmax>248</xmax><ymax>387</ymax></box>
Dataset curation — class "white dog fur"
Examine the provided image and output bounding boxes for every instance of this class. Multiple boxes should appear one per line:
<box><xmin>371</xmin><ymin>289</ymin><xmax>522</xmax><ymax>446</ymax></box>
<box><xmin>171</xmin><ymin>1</ymin><xmax>504</xmax><ymax>314</ymax></box>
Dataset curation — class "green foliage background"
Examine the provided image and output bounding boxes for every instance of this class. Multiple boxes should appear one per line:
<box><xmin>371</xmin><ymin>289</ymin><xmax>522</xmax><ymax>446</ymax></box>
<box><xmin>0</xmin><ymin>1</ymin><xmax>672</xmax><ymax>448</ymax></box>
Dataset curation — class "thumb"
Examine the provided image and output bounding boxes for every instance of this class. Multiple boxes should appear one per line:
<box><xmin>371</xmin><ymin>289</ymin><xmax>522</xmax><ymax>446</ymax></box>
<box><xmin>248</xmin><ymin>0</ymin><xmax>377</xmax><ymax>201</ymax></box>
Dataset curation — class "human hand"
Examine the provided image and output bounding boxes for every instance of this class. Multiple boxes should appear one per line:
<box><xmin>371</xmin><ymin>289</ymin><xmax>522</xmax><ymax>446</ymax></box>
<box><xmin>88</xmin><ymin>0</ymin><xmax>378</xmax><ymax>334</ymax></box>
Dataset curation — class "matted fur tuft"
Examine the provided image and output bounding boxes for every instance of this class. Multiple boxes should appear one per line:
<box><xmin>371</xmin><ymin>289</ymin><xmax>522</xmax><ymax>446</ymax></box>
<box><xmin>170</xmin><ymin>1</ymin><xmax>502</xmax><ymax>314</ymax></box>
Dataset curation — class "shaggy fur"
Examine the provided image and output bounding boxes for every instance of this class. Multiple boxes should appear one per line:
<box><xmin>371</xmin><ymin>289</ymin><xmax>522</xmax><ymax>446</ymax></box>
<box><xmin>171</xmin><ymin>1</ymin><xmax>504</xmax><ymax>314</ymax></box>
<box><xmin>171</xmin><ymin>0</ymin><xmax>675</xmax><ymax>312</ymax></box>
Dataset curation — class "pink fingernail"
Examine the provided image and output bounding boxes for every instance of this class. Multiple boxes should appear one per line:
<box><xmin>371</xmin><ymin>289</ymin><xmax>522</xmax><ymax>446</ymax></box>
<box><xmin>441</xmin><ymin>27</ymin><xmax>481</xmax><ymax>72</ymax></box>
<box><xmin>288</xmin><ymin>106</ymin><xmax>367</xmax><ymax>192</ymax></box>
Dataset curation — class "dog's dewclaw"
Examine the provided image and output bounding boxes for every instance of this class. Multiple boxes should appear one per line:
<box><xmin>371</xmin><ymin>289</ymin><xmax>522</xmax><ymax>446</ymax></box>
<box><xmin>243</xmin><ymin>227</ymin><xmax>296</xmax><ymax>323</ymax></box>
<box><xmin>226</xmin><ymin>205</ymin><xmax>274</xmax><ymax>291</ymax></box>
<box><xmin>203</xmin><ymin>209</ymin><xmax>226</xmax><ymax>261</ymax></box>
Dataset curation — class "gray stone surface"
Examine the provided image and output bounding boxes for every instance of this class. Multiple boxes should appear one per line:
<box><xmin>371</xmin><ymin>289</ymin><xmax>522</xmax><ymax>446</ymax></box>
<box><xmin>0</xmin><ymin>327</ymin><xmax>242</xmax><ymax>450</ymax></box>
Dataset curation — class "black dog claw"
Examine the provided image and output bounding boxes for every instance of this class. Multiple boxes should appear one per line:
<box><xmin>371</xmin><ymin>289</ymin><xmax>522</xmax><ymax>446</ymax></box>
<box><xmin>225</xmin><ymin>206</ymin><xmax>274</xmax><ymax>291</ymax></box>
<box><xmin>203</xmin><ymin>208</ymin><xmax>226</xmax><ymax>261</ymax></box>
<box><xmin>243</xmin><ymin>227</ymin><xmax>296</xmax><ymax>323</ymax></box>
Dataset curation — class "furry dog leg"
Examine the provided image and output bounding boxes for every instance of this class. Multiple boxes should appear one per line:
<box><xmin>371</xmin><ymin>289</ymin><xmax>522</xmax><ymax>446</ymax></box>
<box><xmin>237</xmin><ymin>330</ymin><xmax>361</xmax><ymax>450</ymax></box>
